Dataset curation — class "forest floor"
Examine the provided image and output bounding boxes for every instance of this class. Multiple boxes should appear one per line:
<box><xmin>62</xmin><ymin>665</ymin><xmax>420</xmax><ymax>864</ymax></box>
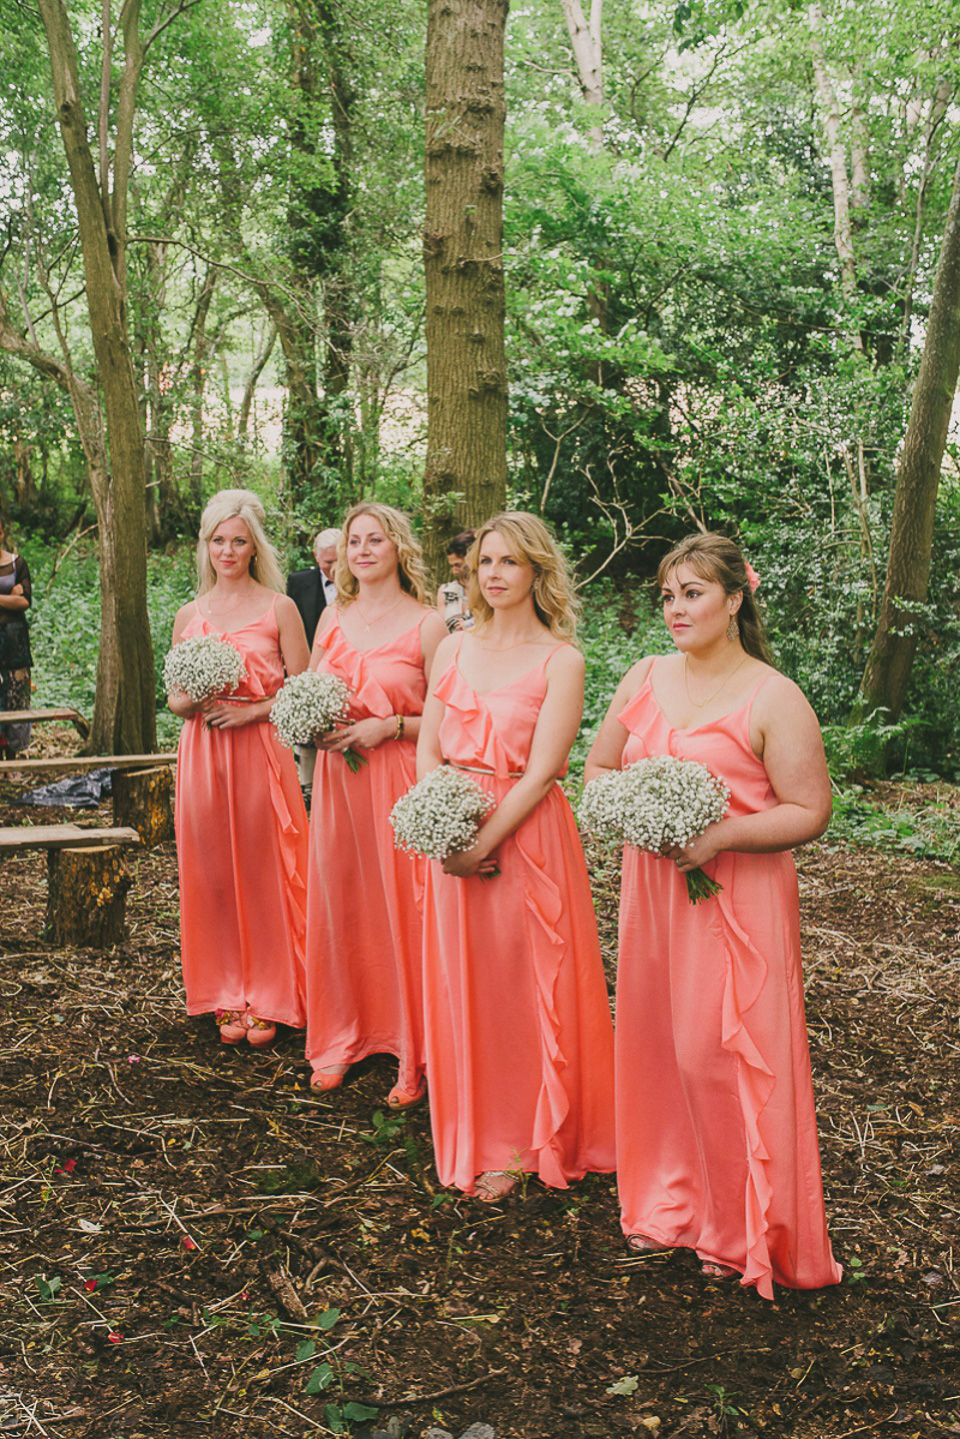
<box><xmin>1</xmin><ymin>731</ymin><xmax>959</xmax><ymax>1439</ymax></box>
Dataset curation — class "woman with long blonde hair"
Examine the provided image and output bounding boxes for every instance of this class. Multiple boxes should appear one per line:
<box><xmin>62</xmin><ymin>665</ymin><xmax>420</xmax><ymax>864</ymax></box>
<box><xmin>168</xmin><ymin>489</ymin><xmax>311</xmax><ymax>1046</ymax></box>
<box><xmin>304</xmin><ymin>503</ymin><xmax>447</xmax><ymax>1106</ymax></box>
<box><xmin>416</xmin><ymin>512</ymin><xmax>615</xmax><ymax>1201</ymax></box>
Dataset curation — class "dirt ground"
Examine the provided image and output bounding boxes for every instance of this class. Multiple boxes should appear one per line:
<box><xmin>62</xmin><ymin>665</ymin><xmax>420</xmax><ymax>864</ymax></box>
<box><xmin>1</xmin><ymin>742</ymin><xmax>958</xmax><ymax>1439</ymax></box>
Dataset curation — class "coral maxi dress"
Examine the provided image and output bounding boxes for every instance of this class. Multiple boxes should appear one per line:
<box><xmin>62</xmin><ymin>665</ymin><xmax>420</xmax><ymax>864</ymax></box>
<box><xmin>615</xmin><ymin>661</ymin><xmax>842</xmax><ymax>1298</ymax></box>
<box><xmin>175</xmin><ymin>597</ymin><xmax>309</xmax><ymax>1027</ymax></box>
<box><xmin>305</xmin><ymin>612</ymin><xmax>431</xmax><ymax>1090</ymax></box>
<box><xmin>421</xmin><ymin>644</ymin><xmax>616</xmax><ymax>1193</ymax></box>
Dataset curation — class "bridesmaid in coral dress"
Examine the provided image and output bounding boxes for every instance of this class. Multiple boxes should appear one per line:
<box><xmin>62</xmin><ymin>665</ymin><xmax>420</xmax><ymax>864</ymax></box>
<box><xmin>169</xmin><ymin>489</ymin><xmax>311</xmax><ymax>1047</ymax></box>
<box><xmin>586</xmin><ymin>532</ymin><xmax>842</xmax><ymax>1298</ymax></box>
<box><xmin>417</xmin><ymin>513</ymin><xmax>615</xmax><ymax>1202</ymax></box>
<box><xmin>305</xmin><ymin>503</ymin><xmax>446</xmax><ymax>1105</ymax></box>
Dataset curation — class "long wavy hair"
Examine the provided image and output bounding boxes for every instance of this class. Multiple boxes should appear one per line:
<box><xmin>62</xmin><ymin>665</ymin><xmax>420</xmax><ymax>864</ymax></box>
<box><xmin>657</xmin><ymin>532</ymin><xmax>774</xmax><ymax>665</ymax></box>
<box><xmin>336</xmin><ymin>503</ymin><xmax>430</xmax><ymax>606</ymax></box>
<box><xmin>196</xmin><ymin>489</ymin><xmax>285</xmax><ymax>595</ymax></box>
<box><xmin>466</xmin><ymin>512</ymin><xmax>579</xmax><ymax>642</ymax></box>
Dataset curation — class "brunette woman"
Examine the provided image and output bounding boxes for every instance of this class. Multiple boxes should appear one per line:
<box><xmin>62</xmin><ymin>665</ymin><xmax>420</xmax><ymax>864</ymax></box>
<box><xmin>585</xmin><ymin>532</ymin><xmax>841</xmax><ymax>1297</ymax></box>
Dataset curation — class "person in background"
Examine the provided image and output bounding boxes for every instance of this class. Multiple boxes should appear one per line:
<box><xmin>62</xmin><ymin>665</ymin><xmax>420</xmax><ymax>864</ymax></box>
<box><xmin>169</xmin><ymin>489</ymin><xmax>310</xmax><ymax>1048</ymax></box>
<box><xmin>436</xmin><ymin>530</ymin><xmax>475</xmax><ymax>633</ymax></box>
<box><xmin>417</xmin><ymin>512</ymin><xmax>615</xmax><ymax>1202</ymax></box>
<box><xmin>585</xmin><ymin>531</ymin><xmax>841</xmax><ymax>1298</ymax></box>
<box><xmin>304</xmin><ymin>503</ymin><xmax>447</xmax><ymax>1108</ymax></box>
<box><xmin>0</xmin><ymin>517</ymin><xmax>33</xmax><ymax>757</ymax></box>
<box><xmin>287</xmin><ymin>528</ymin><xmax>341</xmax><ymax>801</ymax></box>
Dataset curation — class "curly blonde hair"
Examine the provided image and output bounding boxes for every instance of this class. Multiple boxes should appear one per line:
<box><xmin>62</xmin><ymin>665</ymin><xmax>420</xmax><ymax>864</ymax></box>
<box><xmin>466</xmin><ymin>512</ymin><xmax>579</xmax><ymax>642</ymax></box>
<box><xmin>657</xmin><ymin>532</ymin><xmax>774</xmax><ymax>665</ymax></box>
<box><xmin>196</xmin><ymin>489</ymin><xmax>285</xmax><ymax>595</ymax></box>
<box><xmin>336</xmin><ymin>503</ymin><xmax>430</xmax><ymax>606</ymax></box>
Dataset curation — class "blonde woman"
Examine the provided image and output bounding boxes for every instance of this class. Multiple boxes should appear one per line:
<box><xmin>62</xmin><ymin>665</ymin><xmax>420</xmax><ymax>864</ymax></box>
<box><xmin>416</xmin><ymin>513</ymin><xmax>615</xmax><ymax>1201</ymax></box>
<box><xmin>585</xmin><ymin>532</ymin><xmax>841</xmax><ymax>1296</ymax></box>
<box><xmin>169</xmin><ymin>489</ymin><xmax>310</xmax><ymax>1046</ymax></box>
<box><xmin>304</xmin><ymin>503</ymin><xmax>447</xmax><ymax>1106</ymax></box>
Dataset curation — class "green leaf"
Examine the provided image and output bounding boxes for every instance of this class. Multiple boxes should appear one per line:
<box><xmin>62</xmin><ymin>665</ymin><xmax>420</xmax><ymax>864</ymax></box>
<box><xmin>316</xmin><ymin>1306</ymin><xmax>340</xmax><ymax>1330</ymax></box>
<box><xmin>295</xmin><ymin>1339</ymin><xmax>317</xmax><ymax>1362</ymax></box>
<box><xmin>607</xmin><ymin>1375</ymin><xmax>639</xmax><ymax>1396</ymax></box>
<box><xmin>343</xmin><ymin>1402</ymin><xmax>380</xmax><ymax>1421</ymax></box>
<box><xmin>305</xmin><ymin>1362</ymin><xmax>335</xmax><ymax>1394</ymax></box>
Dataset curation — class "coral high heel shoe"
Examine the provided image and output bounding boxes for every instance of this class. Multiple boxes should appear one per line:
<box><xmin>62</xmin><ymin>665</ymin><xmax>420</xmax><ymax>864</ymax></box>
<box><xmin>245</xmin><ymin>1015</ymin><xmax>277</xmax><ymax>1048</ymax></box>
<box><xmin>215</xmin><ymin>1009</ymin><xmax>247</xmax><ymax>1045</ymax></box>
<box><xmin>310</xmin><ymin>1065</ymin><xmax>348</xmax><ymax>1092</ymax></box>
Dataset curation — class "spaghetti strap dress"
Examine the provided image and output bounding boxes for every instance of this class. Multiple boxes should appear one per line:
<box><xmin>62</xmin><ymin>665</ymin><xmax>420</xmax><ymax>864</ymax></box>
<box><xmin>304</xmin><ymin>610</ymin><xmax>430</xmax><ymax>1090</ymax></box>
<box><xmin>615</xmin><ymin>660</ymin><xmax>842</xmax><ymax>1298</ymax></box>
<box><xmin>175</xmin><ymin>596</ymin><xmax>309</xmax><ymax>1027</ymax></box>
<box><xmin>421</xmin><ymin>643</ymin><xmax>616</xmax><ymax>1194</ymax></box>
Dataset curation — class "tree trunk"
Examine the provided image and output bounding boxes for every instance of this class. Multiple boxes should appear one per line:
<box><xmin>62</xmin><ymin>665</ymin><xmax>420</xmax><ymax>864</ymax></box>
<box><xmin>112</xmin><ymin>764</ymin><xmax>174</xmax><ymax>847</ymax></box>
<box><xmin>37</xmin><ymin>0</ymin><xmax>156</xmax><ymax>755</ymax></box>
<box><xmin>857</xmin><ymin>160</ymin><xmax>960</xmax><ymax>722</ymax></box>
<box><xmin>423</xmin><ymin>0</ymin><xmax>509</xmax><ymax>575</ymax></box>
<box><xmin>47</xmin><ymin>845</ymin><xmax>133</xmax><ymax>947</ymax></box>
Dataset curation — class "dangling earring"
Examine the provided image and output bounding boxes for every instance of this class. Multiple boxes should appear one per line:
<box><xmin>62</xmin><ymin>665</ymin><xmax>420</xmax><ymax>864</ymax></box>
<box><xmin>726</xmin><ymin>612</ymin><xmax>739</xmax><ymax>641</ymax></box>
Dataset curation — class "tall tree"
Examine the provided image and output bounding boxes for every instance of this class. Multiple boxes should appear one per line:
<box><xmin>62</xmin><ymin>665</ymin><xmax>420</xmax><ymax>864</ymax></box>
<box><xmin>422</xmin><ymin>0</ymin><xmax>508</xmax><ymax>571</ymax></box>
<box><xmin>857</xmin><ymin>160</ymin><xmax>960</xmax><ymax>721</ymax></box>
<box><xmin>31</xmin><ymin>0</ymin><xmax>189</xmax><ymax>752</ymax></box>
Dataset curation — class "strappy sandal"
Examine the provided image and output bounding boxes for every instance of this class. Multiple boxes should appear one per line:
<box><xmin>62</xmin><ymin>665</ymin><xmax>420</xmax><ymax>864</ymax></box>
<box><xmin>701</xmin><ymin>1261</ymin><xmax>740</xmax><ymax>1281</ymax></box>
<box><xmin>245</xmin><ymin>1015</ymin><xmax>277</xmax><ymax>1048</ymax></box>
<box><xmin>215</xmin><ymin>1009</ymin><xmax>247</xmax><ymax>1045</ymax></box>
<box><xmin>474</xmin><ymin>1171</ymin><xmax>517</xmax><ymax>1203</ymax></box>
<box><xmin>386</xmin><ymin>1079</ymin><xmax>427</xmax><ymax>1111</ymax></box>
<box><xmin>626</xmin><ymin>1234</ymin><xmax>671</xmax><ymax>1255</ymax></box>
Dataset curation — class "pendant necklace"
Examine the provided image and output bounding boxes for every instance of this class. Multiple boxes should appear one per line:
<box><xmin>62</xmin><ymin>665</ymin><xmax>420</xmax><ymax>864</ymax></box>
<box><xmin>354</xmin><ymin>593</ymin><xmax>403</xmax><ymax>633</ymax></box>
<box><xmin>683</xmin><ymin>653</ymin><xmax>749</xmax><ymax>709</ymax></box>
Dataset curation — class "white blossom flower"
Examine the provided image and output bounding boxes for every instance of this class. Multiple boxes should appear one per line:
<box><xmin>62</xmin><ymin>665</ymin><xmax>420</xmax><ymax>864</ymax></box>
<box><xmin>580</xmin><ymin>755</ymin><xmax>730</xmax><ymax>903</ymax></box>
<box><xmin>270</xmin><ymin>671</ymin><xmax>351</xmax><ymax>749</ymax></box>
<box><xmin>390</xmin><ymin>766</ymin><xmax>495</xmax><ymax>863</ymax></box>
<box><xmin>163</xmin><ymin>634</ymin><xmax>246</xmax><ymax>704</ymax></box>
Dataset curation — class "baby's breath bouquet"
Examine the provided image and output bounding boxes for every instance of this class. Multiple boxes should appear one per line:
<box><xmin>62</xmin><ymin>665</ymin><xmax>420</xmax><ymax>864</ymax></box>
<box><xmin>269</xmin><ymin>670</ymin><xmax>365</xmax><ymax>772</ymax></box>
<box><xmin>163</xmin><ymin>634</ymin><xmax>247</xmax><ymax>704</ymax></box>
<box><xmin>390</xmin><ymin>765</ymin><xmax>496</xmax><ymax>873</ymax></box>
<box><xmin>580</xmin><ymin>755</ymin><xmax>730</xmax><ymax>903</ymax></box>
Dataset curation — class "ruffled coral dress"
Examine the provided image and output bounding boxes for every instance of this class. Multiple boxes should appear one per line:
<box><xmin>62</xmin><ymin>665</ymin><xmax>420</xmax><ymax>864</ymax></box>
<box><xmin>175</xmin><ymin>597</ymin><xmax>309</xmax><ymax>1027</ymax></box>
<box><xmin>615</xmin><ymin>662</ymin><xmax>842</xmax><ymax>1298</ymax></box>
<box><xmin>421</xmin><ymin>645</ymin><xmax>616</xmax><ymax>1193</ymax></box>
<box><xmin>304</xmin><ymin>612</ymin><xmax>430</xmax><ymax>1089</ymax></box>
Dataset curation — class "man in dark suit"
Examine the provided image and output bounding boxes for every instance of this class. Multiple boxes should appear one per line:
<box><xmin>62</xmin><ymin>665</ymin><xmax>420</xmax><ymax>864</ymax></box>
<box><xmin>286</xmin><ymin>528</ymin><xmax>341</xmax><ymax>800</ymax></box>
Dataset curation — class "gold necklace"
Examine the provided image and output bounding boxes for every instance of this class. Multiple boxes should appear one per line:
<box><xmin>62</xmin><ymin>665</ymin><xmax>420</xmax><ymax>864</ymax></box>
<box><xmin>683</xmin><ymin>654</ymin><xmax>748</xmax><ymax>709</ymax></box>
<box><xmin>353</xmin><ymin>593</ymin><xmax>404</xmax><ymax>633</ymax></box>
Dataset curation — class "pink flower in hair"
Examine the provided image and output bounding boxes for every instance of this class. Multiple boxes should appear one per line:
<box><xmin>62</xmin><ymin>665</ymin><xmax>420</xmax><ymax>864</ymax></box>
<box><xmin>744</xmin><ymin>561</ymin><xmax>760</xmax><ymax>593</ymax></box>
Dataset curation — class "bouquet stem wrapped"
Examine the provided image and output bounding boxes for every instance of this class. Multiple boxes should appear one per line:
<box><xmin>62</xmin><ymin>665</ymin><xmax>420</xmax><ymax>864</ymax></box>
<box><xmin>163</xmin><ymin>634</ymin><xmax>247</xmax><ymax>704</ymax></box>
<box><xmin>390</xmin><ymin>765</ymin><xmax>497</xmax><ymax>874</ymax></box>
<box><xmin>580</xmin><ymin>755</ymin><xmax>730</xmax><ymax>904</ymax></box>
<box><xmin>269</xmin><ymin>670</ymin><xmax>365</xmax><ymax>772</ymax></box>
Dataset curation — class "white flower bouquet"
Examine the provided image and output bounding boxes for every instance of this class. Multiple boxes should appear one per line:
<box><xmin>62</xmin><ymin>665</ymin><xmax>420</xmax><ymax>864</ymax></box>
<box><xmin>390</xmin><ymin>765</ymin><xmax>496</xmax><ymax>872</ymax></box>
<box><xmin>269</xmin><ymin>670</ymin><xmax>365</xmax><ymax>772</ymax></box>
<box><xmin>163</xmin><ymin>633</ymin><xmax>247</xmax><ymax>704</ymax></box>
<box><xmin>580</xmin><ymin>755</ymin><xmax>730</xmax><ymax>903</ymax></box>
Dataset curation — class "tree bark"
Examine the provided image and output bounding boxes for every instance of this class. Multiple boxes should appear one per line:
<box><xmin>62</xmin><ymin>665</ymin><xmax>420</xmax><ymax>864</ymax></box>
<box><xmin>857</xmin><ymin>161</ymin><xmax>960</xmax><ymax>721</ymax></box>
<box><xmin>47</xmin><ymin>845</ymin><xmax>133</xmax><ymax>947</ymax></box>
<box><xmin>423</xmin><ymin>0</ymin><xmax>509</xmax><ymax>574</ymax></box>
<box><xmin>37</xmin><ymin>0</ymin><xmax>156</xmax><ymax>755</ymax></box>
<box><xmin>112</xmin><ymin>764</ymin><xmax>174</xmax><ymax>847</ymax></box>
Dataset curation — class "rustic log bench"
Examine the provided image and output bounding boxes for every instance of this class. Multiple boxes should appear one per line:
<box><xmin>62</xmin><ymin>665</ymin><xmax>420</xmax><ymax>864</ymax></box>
<box><xmin>0</xmin><ymin>752</ymin><xmax>178</xmax><ymax>848</ymax></box>
<box><xmin>0</xmin><ymin>706</ymin><xmax>91</xmax><ymax>740</ymax></box>
<box><xmin>0</xmin><ymin>823</ymin><xmax>142</xmax><ymax>947</ymax></box>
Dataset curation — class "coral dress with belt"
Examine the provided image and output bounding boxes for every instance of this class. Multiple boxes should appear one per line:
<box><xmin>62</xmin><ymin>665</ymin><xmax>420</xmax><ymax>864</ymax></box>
<box><xmin>175</xmin><ymin>597</ymin><xmax>309</xmax><ymax>1027</ymax></box>
<box><xmin>421</xmin><ymin>645</ymin><xmax>616</xmax><ymax>1193</ymax></box>
<box><xmin>304</xmin><ymin>612</ymin><xmax>430</xmax><ymax>1089</ymax></box>
<box><xmin>615</xmin><ymin>662</ymin><xmax>842</xmax><ymax>1298</ymax></box>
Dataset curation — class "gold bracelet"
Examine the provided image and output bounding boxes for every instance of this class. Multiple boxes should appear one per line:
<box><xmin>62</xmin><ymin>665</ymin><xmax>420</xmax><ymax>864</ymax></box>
<box><xmin>394</xmin><ymin>714</ymin><xmax>405</xmax><ymax>741</ymax></box>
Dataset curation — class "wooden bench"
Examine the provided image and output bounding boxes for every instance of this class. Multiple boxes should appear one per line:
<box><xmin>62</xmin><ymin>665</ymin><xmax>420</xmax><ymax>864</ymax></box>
<box><xmin>0</xmin><ymin>824</ymin><xmax>142</xmax><ymax>948</ymax></box>
<box><xmin>0</xmin><ymin>706</ymin><xmax>91</xmax><ymax>739</ymax></box>
<box><xmin>0</xmin><ymin>751</ymin><xmax>177</xmax><ymax>776</ymax></box>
